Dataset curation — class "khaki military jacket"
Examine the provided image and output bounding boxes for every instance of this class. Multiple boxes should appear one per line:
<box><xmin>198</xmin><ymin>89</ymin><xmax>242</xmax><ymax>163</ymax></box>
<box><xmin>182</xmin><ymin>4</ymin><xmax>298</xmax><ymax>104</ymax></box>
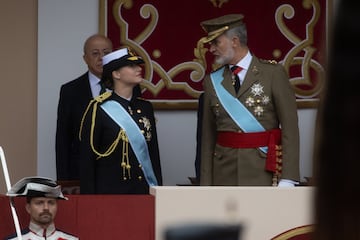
<box><xmin>200</xmin><ymin>56</ymin><xmax>300</xmax><ymax>186</ymax></box>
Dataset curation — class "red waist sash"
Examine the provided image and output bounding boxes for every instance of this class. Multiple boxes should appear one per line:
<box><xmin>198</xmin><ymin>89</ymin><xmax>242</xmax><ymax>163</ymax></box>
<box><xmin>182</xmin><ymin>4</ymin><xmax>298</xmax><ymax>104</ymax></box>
<box><xmin>216</xmin><ymin>129</ymin><xmax>281</xmax><ymax>173</ymax></box>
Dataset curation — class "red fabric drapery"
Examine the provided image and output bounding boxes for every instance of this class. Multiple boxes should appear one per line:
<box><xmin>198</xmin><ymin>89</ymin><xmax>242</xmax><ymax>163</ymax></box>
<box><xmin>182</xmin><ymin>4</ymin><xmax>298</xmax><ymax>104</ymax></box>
<box><xmin>100</xmin><ymin>0</ymin><xmax>330</xmax><ymax>109</ymax></box>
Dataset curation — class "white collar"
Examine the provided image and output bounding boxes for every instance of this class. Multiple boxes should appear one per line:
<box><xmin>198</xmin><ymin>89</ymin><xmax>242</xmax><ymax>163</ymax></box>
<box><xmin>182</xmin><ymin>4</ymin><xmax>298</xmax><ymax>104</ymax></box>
<box><xmin>88</xmin><ymin>71</ymin><xmax>101</xmax><ymax>87</ymax></box>
<box><xmin>232</xmin><ymin>51</ymin><xmax>252</xmax><ymax>71</ymax></box>
<box><xmin>29</xmin><ymin>222</ymin><xmax>56</xmax><ymax>238</ymax></box>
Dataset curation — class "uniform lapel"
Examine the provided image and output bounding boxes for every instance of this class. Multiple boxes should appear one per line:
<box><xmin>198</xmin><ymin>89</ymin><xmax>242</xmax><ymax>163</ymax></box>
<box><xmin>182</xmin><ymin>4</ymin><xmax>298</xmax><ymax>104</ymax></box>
<box><xmin>238</xmin><ymin>57</ymin><xmax>260</xmax><ymax>96</ymax></box>
<box><xmin>221</xmin><ymin>66</ymin><xmax>237</xmax><ymax>97</ymax></box>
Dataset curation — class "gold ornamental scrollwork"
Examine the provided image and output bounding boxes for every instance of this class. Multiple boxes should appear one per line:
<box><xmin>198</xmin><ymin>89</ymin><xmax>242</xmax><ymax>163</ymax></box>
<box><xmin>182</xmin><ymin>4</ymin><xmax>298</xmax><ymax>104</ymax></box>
<box><xmin>275</xmin><ymin>0</ymin><xmax>325</xmax><ymax>102</ymax></box>
<box><xmin>194</xmin><ymin>0</ymin><xmax>326</xmax><ymax>107</ymax></box>
<box><xmin>109</xmin><ymin>0</ymin><xmax>205</xmax><ymax>100</ymax></box>
<box><xmin>100</xmin><ymin>0</ymin><xmax>328</xmax><ymax>109</ymax></box>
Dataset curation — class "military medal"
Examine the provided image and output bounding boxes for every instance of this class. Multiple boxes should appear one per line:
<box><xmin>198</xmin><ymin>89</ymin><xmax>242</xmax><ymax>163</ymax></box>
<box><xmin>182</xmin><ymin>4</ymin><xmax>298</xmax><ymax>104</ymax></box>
<box><xmin>245</xmin><ymin>83</ymin><xmax>270</xmax><ymax>117</ymax></box>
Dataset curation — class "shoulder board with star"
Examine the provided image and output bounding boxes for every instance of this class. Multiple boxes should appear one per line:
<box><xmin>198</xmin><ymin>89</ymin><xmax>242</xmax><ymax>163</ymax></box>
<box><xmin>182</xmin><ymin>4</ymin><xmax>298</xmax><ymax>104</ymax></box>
<box><xmin>259</xmin><ymin>59</ymin><xmax>278</xmax><ymax>64</ymax></box>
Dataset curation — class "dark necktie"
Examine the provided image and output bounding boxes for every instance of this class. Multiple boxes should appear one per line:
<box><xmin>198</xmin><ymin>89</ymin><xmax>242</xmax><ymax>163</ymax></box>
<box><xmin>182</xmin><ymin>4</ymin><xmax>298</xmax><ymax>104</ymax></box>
<box><xmin>43</xmin><ymin>228</ymin><xmax>47</xmax><ymax>239</ymax></box>
<box><xmin>231</xmin><ymin>65</ymin><xmax>243</xmax><ymax>93</ymax></box>
<box><xmin>99</xmin><ymin>82</ymin><xmax>106</xmax><ymax>95</ymax></box>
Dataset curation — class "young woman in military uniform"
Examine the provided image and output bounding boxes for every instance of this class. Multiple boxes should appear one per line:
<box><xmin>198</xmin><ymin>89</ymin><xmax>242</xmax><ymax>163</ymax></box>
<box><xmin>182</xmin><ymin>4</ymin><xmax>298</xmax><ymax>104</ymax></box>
<box><xmin>79</xmin><ymin>47</ymin><xmax>162</xmax><ymax>194</ymax></box>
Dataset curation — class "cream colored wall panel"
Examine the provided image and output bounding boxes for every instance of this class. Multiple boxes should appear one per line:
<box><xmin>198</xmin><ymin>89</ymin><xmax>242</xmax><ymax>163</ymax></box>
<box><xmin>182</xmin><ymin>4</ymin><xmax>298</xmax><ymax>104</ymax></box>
<box><xmin>151</xmin><ymin>186</ymin><xmax>314</xmax><ymax>240</ymax></box>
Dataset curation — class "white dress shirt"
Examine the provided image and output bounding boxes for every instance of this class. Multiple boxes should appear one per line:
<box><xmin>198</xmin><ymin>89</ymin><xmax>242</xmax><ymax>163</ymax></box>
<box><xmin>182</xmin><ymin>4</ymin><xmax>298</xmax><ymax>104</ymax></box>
<box><xmin>88</xmin><ymin>71</ymin><xmax>102</xmax><ymax>98</ymax></box>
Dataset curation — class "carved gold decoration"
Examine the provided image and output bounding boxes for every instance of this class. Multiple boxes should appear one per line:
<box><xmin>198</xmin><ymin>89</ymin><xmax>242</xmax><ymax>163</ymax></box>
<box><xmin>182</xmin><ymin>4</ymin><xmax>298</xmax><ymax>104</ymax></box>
<box><xmin>111</xmin><ymin>0</ymin><xmax>205</xmax><ymax>99</ymax></box>
<box><xmin>275</xmin><ymin>0</ymin><xmax>325</xmax><ymax>101</ymax></box>
<box><xmin>100</xmin><ymin>0</ymin><xmax>328</xmax><ymax>109</ymax></box>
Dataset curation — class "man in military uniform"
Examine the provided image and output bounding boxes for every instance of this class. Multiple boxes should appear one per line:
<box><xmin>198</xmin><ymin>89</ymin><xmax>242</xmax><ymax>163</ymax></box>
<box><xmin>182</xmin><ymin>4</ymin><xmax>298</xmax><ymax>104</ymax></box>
<box><xmin>199</xmin><ymin>14</ymin><xmax>300</xmax><ymax>186</ymax></box>
<box><xmin>5</xmin><ymin>177</ymin><xmax>78</xmax><ymax>240</ymax></box>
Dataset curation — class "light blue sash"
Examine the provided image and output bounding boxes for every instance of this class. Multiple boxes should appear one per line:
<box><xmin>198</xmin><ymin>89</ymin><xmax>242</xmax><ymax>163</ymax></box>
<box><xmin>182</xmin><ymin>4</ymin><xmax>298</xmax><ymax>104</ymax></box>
<box><xmin>100</xmin><ymin>100</ymin><xmax>158</xmax><ymax>186</ymax></box>
<box><xmin>210</xmin><ymin>67</ymin><xmax>267</xmax><ymax>153</ymax></box>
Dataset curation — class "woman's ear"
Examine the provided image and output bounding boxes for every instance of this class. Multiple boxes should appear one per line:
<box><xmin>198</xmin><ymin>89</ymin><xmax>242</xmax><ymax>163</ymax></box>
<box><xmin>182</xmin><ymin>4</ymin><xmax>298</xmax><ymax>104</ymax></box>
<box><xmin>112</xmin><ymin>69</ymin><xmax>121</xmax><ymax>80</ymax></box>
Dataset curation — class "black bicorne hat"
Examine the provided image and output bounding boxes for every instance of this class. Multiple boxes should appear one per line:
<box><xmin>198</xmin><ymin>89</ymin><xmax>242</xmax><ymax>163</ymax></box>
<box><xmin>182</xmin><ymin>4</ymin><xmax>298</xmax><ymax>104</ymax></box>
<box><xmin>6</xmin><ymin>176</ymin><xmax>68</xmax><ymax>200</ymax></box>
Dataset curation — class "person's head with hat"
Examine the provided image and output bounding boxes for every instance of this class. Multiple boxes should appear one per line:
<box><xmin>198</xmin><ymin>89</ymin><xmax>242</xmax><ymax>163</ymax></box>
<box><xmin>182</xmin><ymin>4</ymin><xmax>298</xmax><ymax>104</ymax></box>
<box><xmin>100</xmin><ymin>47</ymin><xmax>144</xmax><ymax>99</ymax></box>
<box><xmin>6</xmin><ymin>176</ymin><xmax>67</xmax><ymax>229</ymax></box>
<box><xmin>200</xmin><ymin>14</ymin><xmax>248</xmax><ymax>66</ymax></box>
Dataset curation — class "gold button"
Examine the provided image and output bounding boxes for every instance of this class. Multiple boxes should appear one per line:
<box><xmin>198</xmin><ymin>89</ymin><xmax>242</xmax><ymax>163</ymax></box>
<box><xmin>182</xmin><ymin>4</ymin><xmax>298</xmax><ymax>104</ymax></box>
<box><xmin>137</xmin><ymin>109</ymin><xmax>141</xmax><ymax>113</ymax></box>
<box><xmin>138</xmin><ymin>176</ymin><xmax>142</xmax><ymax>180</ymax></box>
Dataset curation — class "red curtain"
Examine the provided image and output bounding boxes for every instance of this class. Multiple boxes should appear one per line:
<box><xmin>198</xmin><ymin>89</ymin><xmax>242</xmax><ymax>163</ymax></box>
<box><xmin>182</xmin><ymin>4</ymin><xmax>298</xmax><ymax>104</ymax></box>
<box><xmin>0</xmin><ymin>195</ymin><xmax>155</xmax><ymax>240</ymax></box>
<box><xmin>101</xmin><ymin>0</ymin><xmax>329</xmax><ymax>109</ymax></box>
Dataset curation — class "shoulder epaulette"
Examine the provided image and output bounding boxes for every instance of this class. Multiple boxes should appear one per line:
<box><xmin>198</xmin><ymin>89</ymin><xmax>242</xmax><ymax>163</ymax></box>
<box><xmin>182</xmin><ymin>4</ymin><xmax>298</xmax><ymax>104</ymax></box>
<box><xmin>259</xmin><ymin>59</ymin><xmax>278</xmax><ymax>64</ymax></box>
<box><xmin>94</xmin><ymin>91</ymin><xmax>112</xmax><ymax>103</ymax></box>
<box><xmin>79</xmin><ymin>91</ymin><xmax>111</xmax><ymax>141</ymax></box>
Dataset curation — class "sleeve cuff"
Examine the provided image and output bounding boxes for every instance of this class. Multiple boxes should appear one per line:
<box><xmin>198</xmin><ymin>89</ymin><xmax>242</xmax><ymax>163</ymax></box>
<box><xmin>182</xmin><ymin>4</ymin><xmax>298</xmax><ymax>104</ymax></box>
<box><xmin>278</xmin><ymin>179</ymin><xmax>298</xmax><ymax>187</ymax></box>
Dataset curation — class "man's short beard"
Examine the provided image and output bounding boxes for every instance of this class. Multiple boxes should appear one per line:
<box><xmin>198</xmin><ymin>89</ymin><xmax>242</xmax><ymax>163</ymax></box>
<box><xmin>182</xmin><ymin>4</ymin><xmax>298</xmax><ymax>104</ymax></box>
<box><xmin>214</xmin><ymin>48</ymin><xmax>234</xmax><ymax>65</ymax></box>
<box><xmin>36</xmin><ymin>212</ymin><xmax>53</xmax><ymax>225</ymax></box>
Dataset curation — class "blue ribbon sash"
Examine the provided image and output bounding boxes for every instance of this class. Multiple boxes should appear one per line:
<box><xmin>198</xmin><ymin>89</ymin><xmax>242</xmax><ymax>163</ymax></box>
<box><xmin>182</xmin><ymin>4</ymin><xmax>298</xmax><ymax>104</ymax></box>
<box><xmin>210</xmin><ymin>68</ymin><xmax>268</xmax><ymax>153</ymax></box>
<box><xmin>100</xmin><ymin>100</ymin><xmax>158</xmax><ymax>186</ymax></box>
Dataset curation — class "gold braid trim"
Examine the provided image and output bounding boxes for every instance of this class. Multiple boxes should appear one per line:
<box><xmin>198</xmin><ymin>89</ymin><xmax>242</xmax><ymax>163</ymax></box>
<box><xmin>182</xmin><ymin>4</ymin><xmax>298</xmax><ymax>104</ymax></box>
<box><xmin>79</xmin><ymin>92</ymin><xmax>112</xmax><ymax>141</ymax></box>
<box><xmin>78</xmin><ymin>91</ymin><xmax>132</xmax><ymax>178</ymax></box>
<box><xmin>78</xmin><ymin>91</ymin><xmax>125</xmax><ymax>159</ymax></box>
<box><xmin>120</xmin><ymin>131</ymin><xmax>131</xmax><ymax>179</ymax></box>
<box><xmin>272</xmin><ymin>145</ymin><xmax>283</xmax><ymax>186</ymax></box>
<box><xmin>79</xmin><ymin>99</ymin><xmax>96</xmax><ymax>141</ymax></box>
<box><xmin>90</xmin><ymin>104</ymin><xmax>122</xmax><ymax>159</ymax></box>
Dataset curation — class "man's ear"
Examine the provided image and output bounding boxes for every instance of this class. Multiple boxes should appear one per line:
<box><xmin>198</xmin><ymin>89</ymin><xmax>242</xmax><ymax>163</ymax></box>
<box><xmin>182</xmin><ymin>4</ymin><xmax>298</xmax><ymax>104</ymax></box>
<box><xmin>25</xmin><ymin>203</ymin><xmax>31</xmax><ymax>214</ymax></box>
<box><xmin>232</xmin><ymin>36</ymin><xmax>240</xmax><ymax>46</ymax></box>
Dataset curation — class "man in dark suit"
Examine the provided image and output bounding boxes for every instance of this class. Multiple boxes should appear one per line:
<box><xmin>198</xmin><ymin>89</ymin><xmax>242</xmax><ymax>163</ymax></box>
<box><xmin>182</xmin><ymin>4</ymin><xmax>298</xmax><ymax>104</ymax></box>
<box><xmin>55</xmin><ymin>34</ymin><xmax>113</xmax><ymax>181</ymax></box>
<box><xmin>199</xmin><ymin>14</ymin><xmax>300</xmax><ymax>187</ymax></box>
